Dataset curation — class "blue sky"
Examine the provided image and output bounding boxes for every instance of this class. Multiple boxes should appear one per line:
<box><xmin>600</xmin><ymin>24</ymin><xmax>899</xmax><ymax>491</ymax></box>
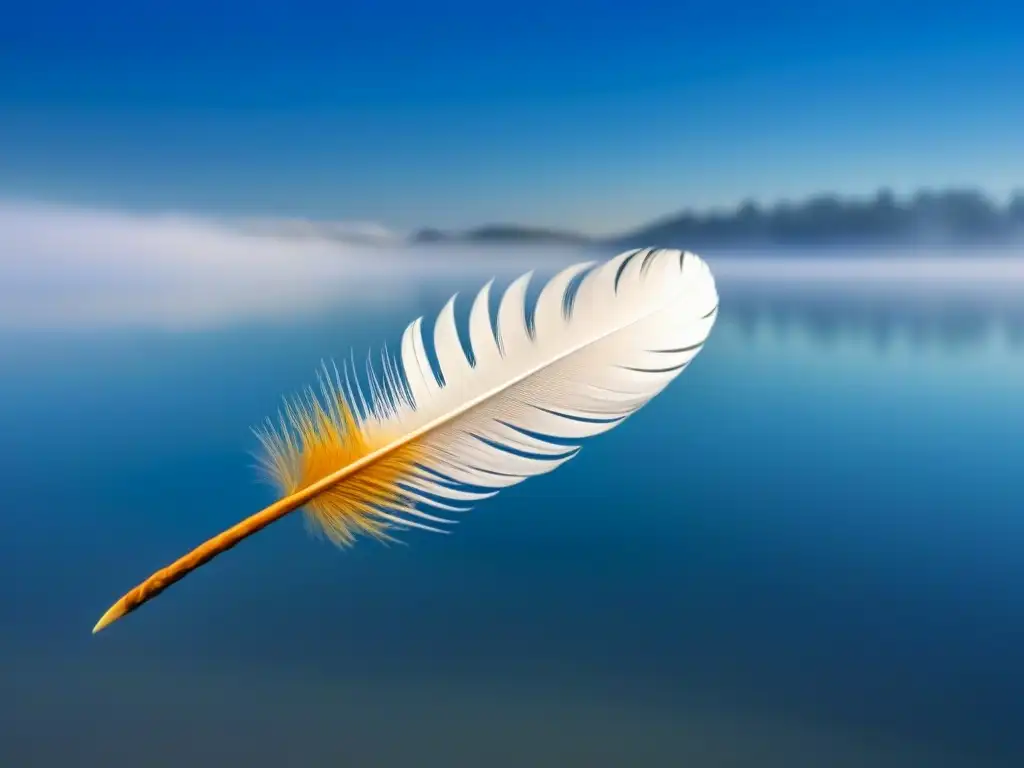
<box><xmin>1</xmin><ymin>0</ymin><xmax>1022</xmax><ymax>234</ymax></box>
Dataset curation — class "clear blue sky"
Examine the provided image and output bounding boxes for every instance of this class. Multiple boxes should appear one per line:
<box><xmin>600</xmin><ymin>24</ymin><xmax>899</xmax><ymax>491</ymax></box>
<box><xmin>2</xmin><ymin>0</ymin><xmax>1022</xmax><ymax>234</ymax></box>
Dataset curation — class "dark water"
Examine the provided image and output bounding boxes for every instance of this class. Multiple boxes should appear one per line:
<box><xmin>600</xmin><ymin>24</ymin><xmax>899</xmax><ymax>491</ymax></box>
<box><xmin>1</xmin><ymin>257</ymin><xmax>1023</xmax><ymax>767</ymax></box>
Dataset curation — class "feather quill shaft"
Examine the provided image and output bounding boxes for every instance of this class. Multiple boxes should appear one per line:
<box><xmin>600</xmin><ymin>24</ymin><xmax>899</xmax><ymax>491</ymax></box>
<box><xmin>92</xmin><ymin>247</ymin><xmax>718</xmax><ymax>633</ymax></box>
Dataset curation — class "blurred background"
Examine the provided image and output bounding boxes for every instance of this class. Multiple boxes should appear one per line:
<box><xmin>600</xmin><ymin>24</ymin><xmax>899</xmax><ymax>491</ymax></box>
<box><xmin>2</xmin><ymin>2</ymin><xmax>1023</xmax><ymax>766</ymax></box>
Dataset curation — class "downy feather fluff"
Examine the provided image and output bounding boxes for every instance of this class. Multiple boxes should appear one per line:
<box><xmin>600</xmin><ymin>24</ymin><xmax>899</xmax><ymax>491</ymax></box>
<box><xmin>92</xmin><ymin>247</ymin><xmax>718</xmax><ymax>633</ymax></box>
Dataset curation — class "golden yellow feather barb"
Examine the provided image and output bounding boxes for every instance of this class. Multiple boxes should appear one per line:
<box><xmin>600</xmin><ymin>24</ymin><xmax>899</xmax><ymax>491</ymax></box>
<box><xmin>92</xmin><ymin>247</ymin><xmax>718</xmax><ymax>633</ymax></box>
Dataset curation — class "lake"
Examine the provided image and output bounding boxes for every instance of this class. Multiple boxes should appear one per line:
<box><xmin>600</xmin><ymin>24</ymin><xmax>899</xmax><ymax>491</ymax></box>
<box><xmin>1</xmin><ymin>246</ymin><xmax>1022</xmax><ymax>767</ymax></box>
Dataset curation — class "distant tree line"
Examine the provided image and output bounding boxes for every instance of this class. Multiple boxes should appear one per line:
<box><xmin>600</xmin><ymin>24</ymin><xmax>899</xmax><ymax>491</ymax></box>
<box><xmin>613</xmin><ymin>188</ymin><xmax>1024</xmax><ymax>249</ymax></box>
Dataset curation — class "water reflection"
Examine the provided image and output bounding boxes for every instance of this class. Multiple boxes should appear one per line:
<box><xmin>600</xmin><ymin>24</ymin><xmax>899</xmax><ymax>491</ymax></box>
<box><xmin>725</xmin><ymin>292</ymin><xmax>1024</xmax><ymax>352</ymax></box>
<box><xmin>711</xmin><ymin>257</ymin><xmax>1024</xmax><ymax>357</ymax></box>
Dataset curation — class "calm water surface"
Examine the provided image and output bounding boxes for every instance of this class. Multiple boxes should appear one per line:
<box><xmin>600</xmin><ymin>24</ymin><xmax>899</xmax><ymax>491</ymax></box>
<box><xmin>1</xmin><ymin>252</ymin><xmax>1022</xmax><ymax>767</ymax></box>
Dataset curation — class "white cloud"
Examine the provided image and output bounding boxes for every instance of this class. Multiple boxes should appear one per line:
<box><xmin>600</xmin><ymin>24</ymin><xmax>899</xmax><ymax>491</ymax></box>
<box><xmin>0</xmin><ymin>200</ymin><xmax>566</xmax><ymax>330</ymax></box>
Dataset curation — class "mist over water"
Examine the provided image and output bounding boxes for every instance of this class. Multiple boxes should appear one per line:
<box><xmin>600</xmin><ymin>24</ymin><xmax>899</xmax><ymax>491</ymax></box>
<box><xmin>4</xmin><ymin>199</ymin><xmax>1024</xmax><ymax>330</ymax></box>
<box><xmin>1</xmin><ymin>202</ymin><xmax>1023</xmax><ymax>767</ymax></box>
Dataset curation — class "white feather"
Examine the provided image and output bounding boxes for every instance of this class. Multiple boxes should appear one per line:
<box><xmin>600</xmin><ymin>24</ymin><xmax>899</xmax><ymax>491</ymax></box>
<box><xmin>89</xmin><ymin>247</ymin><xmax>720</xmax><ymax>633</ymax></box>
